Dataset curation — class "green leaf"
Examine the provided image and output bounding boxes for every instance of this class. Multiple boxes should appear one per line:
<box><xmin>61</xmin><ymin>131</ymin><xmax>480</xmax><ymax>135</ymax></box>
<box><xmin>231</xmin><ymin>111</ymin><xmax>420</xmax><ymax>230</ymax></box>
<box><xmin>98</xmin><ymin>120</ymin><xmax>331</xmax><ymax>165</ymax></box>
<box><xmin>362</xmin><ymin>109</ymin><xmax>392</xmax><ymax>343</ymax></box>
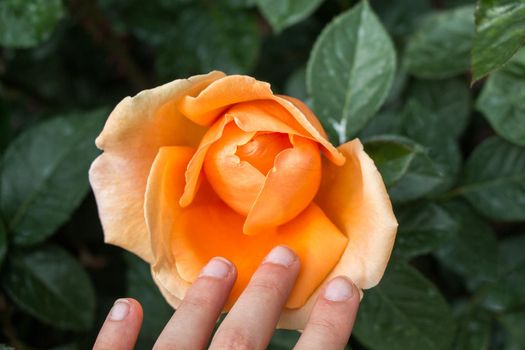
<box><xmin>499</xmin><ymin>234</ymin><xmax>525</xmax><ymax>270</ymax></box>
<box><xmin>459</xmin><ymin>136</ymin><xmax>525</xmax><ymax>221</ymax></box>
<box><xmin>394</xmin><ymin>202</ymin><xmax>458</xmax><ymax>258</ymax></box>
<box><xmin>404</xmin><ymin>78</ymin><xmax>471</xmax><ymax>140</ymax></box>
<box><xmin>384</xmin><ymin>67</ymin><xmax>409</xmax><ymax>106</ymax></box>
<box><xmin>126</xmin><ymin>253</ymin><xmax>173</xmax><ymax>349</ymax></box>
<box><xmin>2</xmin><ymin>245</ymin><xmax>96</xmax><ymax>330</ymax></box>
<box><xmin>435</xmin><ymin>200</ymin><xmax>499</xmax><ymax>288</ymax></box>
<box><xmin>307</xmin><ymin>0</ymin><xmax>396</xmax><ymax>142</ymax></box>
<box><xmin>498</xmin><ymin>309</ymin><xmax>525</xmax><ymax>347</ymax></box>
<box><xmin>471</xmin><ymin>0</ymin><xmax>525</xmax><ymax>81</ymax></box>
<box><xmin>363</xmin><ymin>135</ymin><xmax>422</xmax><ymax>187</ymax></box>
<box><xmin>453</xmin><ymin>304</ymin><xmax>492</xmax><ymax>350</ymax></box>
<box><xmin>0</xmin><ymin>109</ymin><xmax>107</xmax><ymax>246</ymax></box>
<box><xmin>157</xmin><ymin>7</ymin><xmax>260</xmax><ymax>78</ymax></box>
<box><xmin>370</xmin><ymin>0</ymin><xmax>432</xmax><ymax>38</ymax></box>
<box><xmin>405</xmin><ymin>5</ymin><xmax>476</xmax><ymax>79</ymax></box>
<box><xmin>476</xmin><ymin>51</ymin><xmax>525</xmax><ymax>146</ymax></box>
<box><xmin>382</xmin><ymin>136</ymin><xmax>452</xmax><ymax>202</ymax></box>
<box><xmin>0</xmin><ymin>0</ymin><xmax>64</xmax><ymax>48</ymax></box>
<box><xmin>400</xmin><ymin>104</ymin><xmax>463</xmax><ymax>195</ymax></box>
<box><xmin>421</xmin><ymin>134</ymin><xmax>463</xmax><ymax>194</ymax></box>
<box><xmin>353</xmin><ymin>260</ymin><xmax>456</xmax><ymax>350</ymax></box>
<box><xmin>480</xmin><ymin>234</ymin><xmax>525</xmax><ymax>312</ymax></box>
<box><xmin>268</xmin><ymin>330</ymin><xmax>301</xmax><ymax>349</ymax></box>
<box><xmin>359</xmin><ymin>110</ymin><xmax>404</xmax><ymax>138</ymax></box>
<box><xmin>256</xmin><ymin>0</ymin><xmax>324</xmax><ymax>33</ymax></box>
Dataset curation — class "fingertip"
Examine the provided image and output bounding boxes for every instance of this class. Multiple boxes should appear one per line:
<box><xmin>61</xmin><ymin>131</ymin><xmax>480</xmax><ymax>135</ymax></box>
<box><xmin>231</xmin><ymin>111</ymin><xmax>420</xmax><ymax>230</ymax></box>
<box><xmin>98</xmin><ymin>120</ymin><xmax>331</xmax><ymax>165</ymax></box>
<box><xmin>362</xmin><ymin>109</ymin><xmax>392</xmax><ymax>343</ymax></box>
<box><xmin>322</xmin><ymin>276</ymin><xmax>358</xmax><ymax>303</ymax></box>
<box><xmin>126</xmin><ymin>298</ymin><xmax>144</xmax><ymax>321</ymax></box>
<box><xmin>199</xmin><ymin>257</ymin><xmax>237</xmax><ymax>280</ymax></box>
<box><xmin>262</xmin><ymin>245</ymin><xmax>299</xmax><ymax>268</ymax></box>
<box><xmin>108</xmin><ymin>298</ymin><xmax>143</xmax><ymax>322</ymax></box>
<box><xmin>294</xmin><ymin>276</ymin><xmax>360</xmax><ymax>350</ymax></box>
<box><xmin>94</xmin><ymin>297</ymin><xmax>144</xmax><ymax>350</ymax></box>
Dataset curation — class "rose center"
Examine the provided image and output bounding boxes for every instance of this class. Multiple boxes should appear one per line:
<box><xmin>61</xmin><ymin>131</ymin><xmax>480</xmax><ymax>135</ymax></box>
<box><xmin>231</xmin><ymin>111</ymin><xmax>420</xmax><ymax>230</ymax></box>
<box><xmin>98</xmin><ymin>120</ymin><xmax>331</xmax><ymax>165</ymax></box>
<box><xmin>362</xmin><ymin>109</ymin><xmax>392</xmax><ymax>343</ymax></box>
<box><xmin>235</xmin><ymin>132</ymin><xmax>292</xmax><ymax>175</ymax></box>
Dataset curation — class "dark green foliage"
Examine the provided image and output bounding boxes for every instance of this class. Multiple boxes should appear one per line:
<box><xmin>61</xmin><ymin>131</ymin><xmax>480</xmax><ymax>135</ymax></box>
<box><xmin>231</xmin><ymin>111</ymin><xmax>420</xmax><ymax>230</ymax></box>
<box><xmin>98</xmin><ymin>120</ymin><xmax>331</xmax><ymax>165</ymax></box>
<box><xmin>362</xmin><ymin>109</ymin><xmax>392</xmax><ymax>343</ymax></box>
<box><xmin>471</xmin><ymin>0</ymin><xmax>525</xmax><ymax>81</ymax></box>
<box><xmin>476</xmin><ymin>49</ymin><xmax>525</xmax><ymax>146</ymax></box>
<box><xmin>404</xmin><ymin>5</ymin><xmax>476</xmax><ymax>79</ymax></box>
<box><xmin>0</xmin><ymin>0</ymin><xmax>65</xmax><ymax>48</ymax></box>
<box><xmin>2</xmin><ymin>245</ymin><xmax>95</xmax><ymax>331</ymax></box>
<box><xmin>307</xmin><ymin>0</ymin><xmax>396</xmax><ymax>142</ymax></box>
<box><xmin>0</xmin><ymin>0</ymin><xmax>524</xmax><ymax>349</ymax></box>
<box><xmin>1</xmin><ymin>111</ymin><xmax>107</xmax><ymax>246</ymax></box>
<box><xmin>353</xmin><ymin>260</ymin><xmax>456</xmax><ymax>350</ymax></box>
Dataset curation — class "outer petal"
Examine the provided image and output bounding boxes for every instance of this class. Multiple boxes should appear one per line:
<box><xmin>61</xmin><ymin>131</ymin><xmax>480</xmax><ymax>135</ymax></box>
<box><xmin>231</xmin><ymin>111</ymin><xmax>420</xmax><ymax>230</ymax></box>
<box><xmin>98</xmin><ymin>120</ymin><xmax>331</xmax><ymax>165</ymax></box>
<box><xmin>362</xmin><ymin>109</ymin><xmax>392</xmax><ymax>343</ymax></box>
<box><xmin>178</xmin><ymin>75</ymin><xmax>274</xmax><ymax>126</ymax></box>
<box><xmin>89</xmin><ymin>71</ymin><xmax>225</xmax><ymax>262</ymax></box>
<box><xmin>145</xmin><ymin>146</ymin><xmax>195</xmax><ymax>304</ymax></box>
<box><xmin>229</xmin><ymin>100</ymin><xmax>311</xmax><ymax>136</ymax></box>
<box><xmin>145</xmin><ymin>146</ymin><xmax>347</xmax><ymax>313</ymax></box>
<box><xmin>278</xmin><ymin>138</ymin><xmax>397</xmax><ymax>329</ymax></box>
<box><xmin>274</xmin><ymin>95</ymin><xmax>345</xmax><ymax>166</ymax></box>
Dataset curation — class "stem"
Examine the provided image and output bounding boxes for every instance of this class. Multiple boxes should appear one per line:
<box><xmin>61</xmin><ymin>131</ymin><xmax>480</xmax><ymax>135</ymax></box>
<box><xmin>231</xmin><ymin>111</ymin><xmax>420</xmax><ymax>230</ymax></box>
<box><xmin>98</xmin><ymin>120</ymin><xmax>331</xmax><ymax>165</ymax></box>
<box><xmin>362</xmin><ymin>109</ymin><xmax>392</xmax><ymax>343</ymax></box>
<box><xmin>67</xmin><ymin>0</ymin><xmax>150</xmax><ymax>91</ymax></box>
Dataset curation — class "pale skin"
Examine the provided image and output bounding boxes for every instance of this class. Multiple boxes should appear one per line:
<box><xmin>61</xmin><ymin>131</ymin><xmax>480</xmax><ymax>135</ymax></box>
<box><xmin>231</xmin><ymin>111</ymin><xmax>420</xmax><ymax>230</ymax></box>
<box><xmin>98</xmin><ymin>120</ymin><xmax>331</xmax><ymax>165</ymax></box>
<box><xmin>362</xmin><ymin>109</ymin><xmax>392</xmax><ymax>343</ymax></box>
<box><xmin>94</xmin><ymin>245</ymin><xmax>360</xmax><ymax>350</ymax></box>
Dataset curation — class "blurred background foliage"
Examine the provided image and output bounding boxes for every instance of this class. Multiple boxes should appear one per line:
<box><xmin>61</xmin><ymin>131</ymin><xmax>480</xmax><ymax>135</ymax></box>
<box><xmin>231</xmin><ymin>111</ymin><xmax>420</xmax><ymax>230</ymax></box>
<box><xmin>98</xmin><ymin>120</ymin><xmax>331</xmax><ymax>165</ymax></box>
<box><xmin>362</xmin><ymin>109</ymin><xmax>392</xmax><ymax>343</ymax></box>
<box><xmin>0</xmin><ymin>0</ymin><xmax>524</xmax><ymax>349</ymax></box>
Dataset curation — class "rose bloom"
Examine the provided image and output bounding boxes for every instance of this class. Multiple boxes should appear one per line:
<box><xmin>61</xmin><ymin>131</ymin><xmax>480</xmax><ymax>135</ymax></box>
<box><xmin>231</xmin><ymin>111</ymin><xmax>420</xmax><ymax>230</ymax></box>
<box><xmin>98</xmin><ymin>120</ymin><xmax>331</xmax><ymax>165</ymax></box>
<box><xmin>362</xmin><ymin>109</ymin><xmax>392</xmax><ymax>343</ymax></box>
<box><xmin>89</xmin><ymin>71</ymin><xmax>397</xmax><ymax>329</ymax></box>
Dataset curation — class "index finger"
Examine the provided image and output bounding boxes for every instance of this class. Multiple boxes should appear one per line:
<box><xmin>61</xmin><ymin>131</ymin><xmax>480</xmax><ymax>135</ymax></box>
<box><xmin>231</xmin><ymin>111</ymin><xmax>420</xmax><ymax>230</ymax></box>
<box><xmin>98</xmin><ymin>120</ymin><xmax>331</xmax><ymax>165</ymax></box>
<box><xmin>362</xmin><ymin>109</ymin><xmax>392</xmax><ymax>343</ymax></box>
<box><xmin>210</xmin><ymin>245</ymin><xmax>300</xmax><ymax>350</ymax></box>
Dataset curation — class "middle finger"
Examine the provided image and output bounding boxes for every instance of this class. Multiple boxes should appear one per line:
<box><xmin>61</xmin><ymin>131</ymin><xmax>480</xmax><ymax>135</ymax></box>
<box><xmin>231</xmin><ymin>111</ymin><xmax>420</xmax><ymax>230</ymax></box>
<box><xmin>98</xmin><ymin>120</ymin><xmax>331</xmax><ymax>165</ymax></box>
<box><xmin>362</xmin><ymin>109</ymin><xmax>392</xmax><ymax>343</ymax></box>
<box><xmin>210</xmin><ymin>245</ymin><xmax>300</xmax><ymax>350</ymax></box>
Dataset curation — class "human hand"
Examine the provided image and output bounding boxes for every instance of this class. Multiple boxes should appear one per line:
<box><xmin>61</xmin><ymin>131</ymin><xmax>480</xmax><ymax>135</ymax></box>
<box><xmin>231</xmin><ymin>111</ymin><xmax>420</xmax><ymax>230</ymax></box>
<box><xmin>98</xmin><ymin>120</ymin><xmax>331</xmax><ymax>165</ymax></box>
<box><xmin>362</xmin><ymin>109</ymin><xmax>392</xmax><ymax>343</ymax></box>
<box><xmin>93</xmin><ymin>245</ymin><xmax>360</xmax><ymax>350</ymax></box>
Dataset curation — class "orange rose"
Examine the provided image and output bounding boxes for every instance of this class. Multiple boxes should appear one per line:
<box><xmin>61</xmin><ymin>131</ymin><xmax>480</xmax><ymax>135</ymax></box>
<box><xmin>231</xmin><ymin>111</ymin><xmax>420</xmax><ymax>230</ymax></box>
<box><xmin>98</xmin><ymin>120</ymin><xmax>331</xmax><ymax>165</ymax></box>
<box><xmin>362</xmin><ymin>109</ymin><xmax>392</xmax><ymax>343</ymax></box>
<box><xmin>89</xmin><ymin>71</ymin><xmax>397</xmax><ymax>329</ymax></box>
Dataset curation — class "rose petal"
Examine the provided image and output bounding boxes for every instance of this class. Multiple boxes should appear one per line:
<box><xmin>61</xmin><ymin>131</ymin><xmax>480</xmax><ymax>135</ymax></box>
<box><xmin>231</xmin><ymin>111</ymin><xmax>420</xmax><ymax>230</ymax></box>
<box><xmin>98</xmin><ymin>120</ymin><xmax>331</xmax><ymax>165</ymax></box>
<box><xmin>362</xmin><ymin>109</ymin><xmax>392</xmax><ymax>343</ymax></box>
<box><xmin>178</xmin><ymin>75</ymin><xmax>345</xmax><ymax>166</ymax></box>
<box><xmin>236</xmin><ymin>132</ymin><xmax>293</xmax><ymax>174</ymax></box>
<box><xmin>178</xmin><ymin>75</ymin><xmax>274</xmax><ymax>126</ymax></box>
<box><xmin>229</xmin><ymin>100</ymin><xmax>309</xmax><ymax>135</ymax></box>
<box><xmin>274</xmin><ymin>95</ymin><xmax>345</xmax><ymax>166</ymax></box>
<box><xmin>243</xmin><ymin>136</ymin><xmax>322</xmax><ymax>235</ymax></box>
<box><xmin>279</xmin><ymin>203</ymin><xmax>348</xmax><ymax>309</ymax></box>
<box><xmin>203</xmin><ymin>123</ymin><xmax>264</xmax><ymax>215</ymax></box>
<box><xmin>179</xmin><ymin>115</ymin><xmax>232</xmax><ymax>207</ymax></box>
<box><xmin>278</xmin><ymin>96</ymin><xmax>328</xmax><ymax>140</ymax></box>
<box><xmin>145</xmin><ymin>146</ymin><xmax>347</xmax><ymax>311</ymax></box>
<box><xmin>278</xmin><ymin>138</ymin><xmax>397</xmax><ymax>330</ymax></box>
<box><xmin>317</xmin><ymin>139</ymin><xmax>398</xmax><ymax>288</ymax></box>
<box><xmin>89</xmin><ymin>71</ymin><xmax>224</xmax><ymax>262</ymax></box>
<box><xmin>145</xmin><ymin>146</ymin><xmax>195</xmax><ymax>305</ymax></box>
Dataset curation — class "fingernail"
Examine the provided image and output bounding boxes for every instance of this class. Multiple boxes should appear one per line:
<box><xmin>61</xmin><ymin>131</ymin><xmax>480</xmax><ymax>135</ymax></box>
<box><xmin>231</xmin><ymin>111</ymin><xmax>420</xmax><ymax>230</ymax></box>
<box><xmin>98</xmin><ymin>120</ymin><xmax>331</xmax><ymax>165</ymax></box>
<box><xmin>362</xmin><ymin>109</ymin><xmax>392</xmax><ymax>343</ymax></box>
<box><xmin>263</xmin><ymin>246</ymin><xmax>296</xmax><ymax>267</ymax></box>
<box><xmin>109</xmin><ymin>299</ymin><xmax>130</xmax><ymax>321</ymax></box>
<box><xmin>324</xmin><ymin>277</ymin><xmax>354</xmax><ymax>302</ymax></box>
<box><xmin>199</xmin><ymin>257</ymin><xmax>232</xmax><ymax>279</ymax></box>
